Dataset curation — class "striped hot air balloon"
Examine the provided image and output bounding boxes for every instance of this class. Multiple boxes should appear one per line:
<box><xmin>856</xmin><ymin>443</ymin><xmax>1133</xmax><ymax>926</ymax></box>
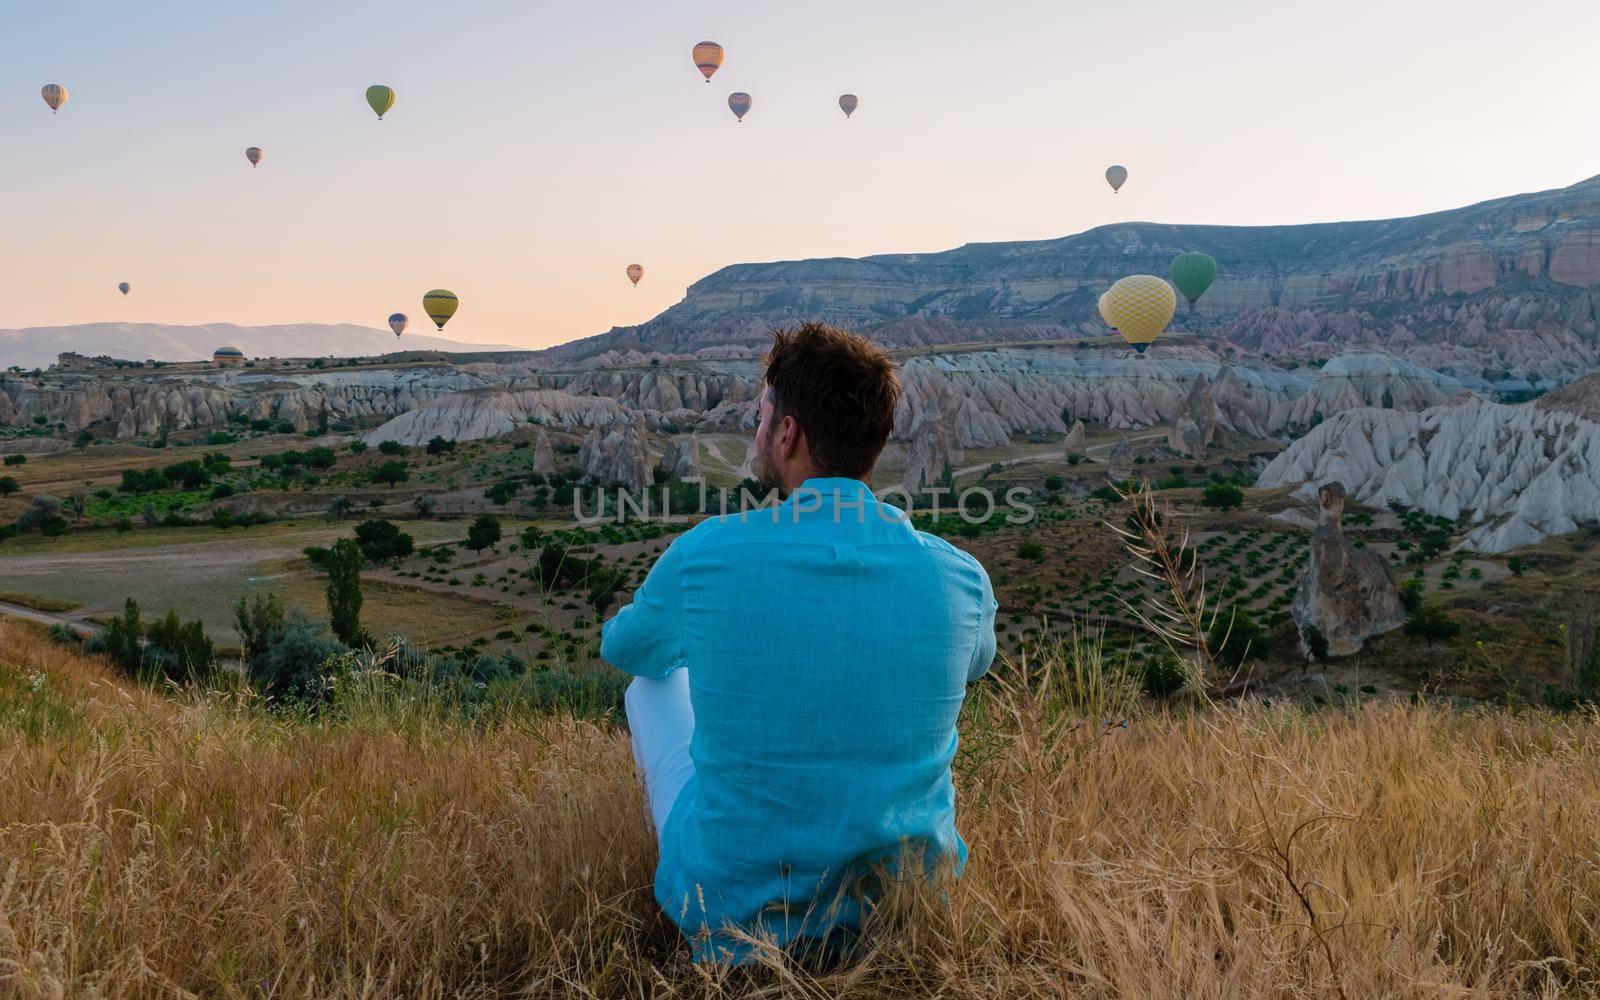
<box><xmin>692</xmin><ymin>41</ymin><xmax>724</xmax><ymax>82</ymax></box>
<box><xmin>366</xmin><ymin>85</ymin><xmax>395</xmax><ymax>120</ymax></box>
<box><xmin>118</xmin><ymin>282</ymin><xmax>130</xmax><ymax>296</ymax></box>
<box><xmin>1105</xmin><ymin>164</ymin><xmax>1128</xmax><ymax>193</ymax></box>
<box><xmin>422</xmin><ymin>290</ymin><xmax>458</xmax><ymax>331</ymax></box>
<box><xmin>1098</xmin><ymin>275</ymin><xmax>1175</xmax><ymax>354</ymax></box>
<box><xmin>245</xmin><ymin>146</ymin><xmax>263</xmax><ymax>168</ymax></box>
<box><xmin>626</xmin><ymin>264</ymin><xmax>643</xmax><ymax>287</ymax></box>
<box><xmin>728</xmin><ymin>92</ymin><xmax>751</xmax><ymax>122</ymax></box>
<box><xmin>41</xmin><ymin>84</ymin><xmax>67</xmax><ymax>113</ymax></box>
<box><xmin>388</xmin><ymin>313</ymin><xmax>408</xmax><ymax>337</ymax></box>
<box><xmin>839</xmin><ymin>94</ymin><xmax>858</xmax><ymax>118</ymax></box>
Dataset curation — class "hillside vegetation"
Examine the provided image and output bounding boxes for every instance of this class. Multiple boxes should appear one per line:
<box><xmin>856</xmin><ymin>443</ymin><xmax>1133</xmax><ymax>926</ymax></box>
<box><xmin>3</xmin><ymin>620</ymin><xmax>1599</xmax><ymax>998</ymax></box>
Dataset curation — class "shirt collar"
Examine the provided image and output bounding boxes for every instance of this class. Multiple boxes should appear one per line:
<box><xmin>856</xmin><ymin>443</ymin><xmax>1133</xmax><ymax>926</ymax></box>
<box><xmin>786</xmin><ymin>477</ymin><xmax>877</xmax><ymax>504</ymax></box>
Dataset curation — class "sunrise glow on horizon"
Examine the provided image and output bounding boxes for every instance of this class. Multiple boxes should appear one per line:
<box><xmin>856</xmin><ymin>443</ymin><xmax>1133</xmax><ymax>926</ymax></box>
<box><xmin>5</xmin><ymin>0</ymin><xmax>1599</xmax><ymax>349</ymax></box>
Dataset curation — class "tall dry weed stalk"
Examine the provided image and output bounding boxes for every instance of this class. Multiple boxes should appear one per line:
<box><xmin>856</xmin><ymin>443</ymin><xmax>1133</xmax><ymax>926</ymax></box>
<box><xmin>1106</xmin><ymin>482</ymin><xmax>1234</xmax><ymax>697</ymax></box>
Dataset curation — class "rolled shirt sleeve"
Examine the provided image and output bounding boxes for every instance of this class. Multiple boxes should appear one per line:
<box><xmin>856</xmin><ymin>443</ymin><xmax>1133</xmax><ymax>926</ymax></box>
<box><xmin>601</xmin><ymin>532</ymin><xmax>689</xmax><ymax>679</ymax></box>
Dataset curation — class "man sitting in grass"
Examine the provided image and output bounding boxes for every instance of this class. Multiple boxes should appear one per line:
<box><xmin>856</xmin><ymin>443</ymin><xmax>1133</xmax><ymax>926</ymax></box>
<box><xmin>601</xmin><ymin>321</ymin><xmax>997</xmax><ymax>963</ymax></box>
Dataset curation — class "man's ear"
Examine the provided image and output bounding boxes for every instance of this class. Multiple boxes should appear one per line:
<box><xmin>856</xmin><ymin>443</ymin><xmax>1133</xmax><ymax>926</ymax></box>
<box><xmin>778</xmin><ymin>414</ymin><xmax>802</xmax><ymax>461</ymax></box>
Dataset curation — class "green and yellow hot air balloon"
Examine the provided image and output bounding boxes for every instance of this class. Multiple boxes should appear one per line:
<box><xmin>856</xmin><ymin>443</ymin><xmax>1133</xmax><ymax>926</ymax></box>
<box><xmin>422</xmin><ymin>289</ymin><xmax>458</xmax><ymax>331</ymax></box>
<box><xmin>1098</xmin><ymin>275</ymin><xmax>1175</xmax><ymax>354</ymax></box>
<box><xmin>366</xmin><ymin>85</ymin><xmax>396</xmax><ymax>120</ymax></box>
<box><xmin>1169</xmin><ymin>251</ymin><xmax>1217</xmax><ymax>313</ymax></box>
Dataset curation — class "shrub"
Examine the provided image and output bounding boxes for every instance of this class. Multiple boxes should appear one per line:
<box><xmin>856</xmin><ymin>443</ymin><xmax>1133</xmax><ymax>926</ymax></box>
<box><xmin>1202</xmin><ymin>483</ymin><xmax>1245</xmax><ymax>510</ymax></box>
<box><xmin>234</xmin><ymin>593</ymin><xmax>286</xmax><ymax>663</ymax></box>
<box><xmin>39</xmin><ymin>515</ymin><xmax>70</xmax><ymax>537</ymax></box>
<box><xmin>248</xmin><ymin>611</ymin><xmax>347</xmax><ymax>700</ymax></box>
<box><xmin>3</xmin><ymin>454</ymin><xmax>26</xmax><ymax>466</ymax></box>
<box><xmin>348</xmin><ymin>440</ymin><xmax>368</xmax><ymax>454</ymax></box>
<box><xmin>143</xmin><ymin>609</ymin><xmax>216</xmax><ymax>681</ymax></box>
<box><xmin>0</xmin><ymin>475</ymin><xmax>19</xmax><ymax>497</ymax></box>
<box><xmin>1141</xmin><ymin>655</ymin><xmax>1187</xmax><ymax>699</ymax></box>
<box><xmin>1398</xmin><ymin>578</ymin><xmax>1424</xmax><ymax>613</ymax></box>
<box><xmin>1208</xmin><ymin>606</ymin><xmax>1265</xmax><ymax>668</ymax></box>
<box><xmin>426</xmin><ymin>436</ymin><xmax>457</xmax><ymax>456</ymax></box>
<box><xmin>1016</xmin><ymin>540</ymin><xmax>1046</xmax><ymax>561</ymax></box>
<box><xmin>378</xmin><ymin>440</ymin><xmax>407</xmax><ymax>456</ymax></box>
<box><xmin>119</xmin><ymin>468</ymin><xmax>168</xmax><ymax>494</ymax></box>
<box><xmin>1404</xmin><ymin>604</ymin><xmax>1459</xmax><ymax>648</ymax></box>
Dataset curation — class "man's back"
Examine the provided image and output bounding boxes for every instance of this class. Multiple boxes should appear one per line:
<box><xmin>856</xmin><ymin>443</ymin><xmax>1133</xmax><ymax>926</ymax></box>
<box><xmin>602</xmin><ymin>478</ymin><xmax>996</xmax><ymax>961</ymax></box>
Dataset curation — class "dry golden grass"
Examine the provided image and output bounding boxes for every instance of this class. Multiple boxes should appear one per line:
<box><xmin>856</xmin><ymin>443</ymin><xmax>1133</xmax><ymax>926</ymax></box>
<box><xmin>3</xmin><ymin>619</ymin><xmax>1599</xmax><ymax>998</ymax></box>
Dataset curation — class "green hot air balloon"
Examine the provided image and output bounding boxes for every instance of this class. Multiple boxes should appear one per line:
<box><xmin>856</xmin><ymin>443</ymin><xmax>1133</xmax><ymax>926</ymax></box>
<box><xmin>366</xmin><ymin>85</ymin><xmax>396</xmax><ymax>120</ymax></box>
<box><xmin>1169</xmin><ymin>251</ymin><xmax>1217</xmax><ymax>313</ymax></box>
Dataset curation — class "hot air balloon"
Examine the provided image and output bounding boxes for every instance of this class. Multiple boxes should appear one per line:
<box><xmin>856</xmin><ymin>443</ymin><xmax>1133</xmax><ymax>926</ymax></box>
<box><xmin>839</xmin><ymin>94</ymin><xmax>858</xmax><ymax>118</ymax></box>
<box><xmin>728</xmin><ymin>92</ymin><xmax>751</xmax><ymax>122</ymax></box>
<box><xmin>388</xmin><ymin>313</ymin><xmax>408</xmax><ymax>337</ymax></box>
<box><xmin>1169</xmin><ymin>252</ymin><xmax>1217</xmax><ymax>313</ymax></box>
<box><xmin>245</xmin><ymin>146</ymin><xmax>263</xmax><ymax>168</ymax></box>
<box><xmin>626</xmin><ymin>264</ymin><xmax>643</xmax><ymax>287</ymax></box>
<box><xmin>692</xmin><ymin>41</ymin><xmax>724</xmax><ymax>82</ymax></box>
<box><xmin>422</xmin><ymin>290</ymin><xmax>458</xmax><ymax>331</ymax></box>
<box><xmin>40</xmin><ymin>84</ymin><xmax>67</xmax><ymax>113</ymax></box>
<box><xmin>118</xmin><ymin>282</ymin><xmax>130</xmax><ymax>296</ymax></box>
<box><xmin>1098</xmin><ymin>275</ymin><xmax>1175</xmax><ymax>354</ymax></box>
<box><xmin>1105</xmin><ymin>164</ymin><xmax>1128</xmax><ymax>194</ymax></box>
<box><xmin>366</xmin><ymin>85</ymin><xmax>395</xmax><ymax>120</ymax></box>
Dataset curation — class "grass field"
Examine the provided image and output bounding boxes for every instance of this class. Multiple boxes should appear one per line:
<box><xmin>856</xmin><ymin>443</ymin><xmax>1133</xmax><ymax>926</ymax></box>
<box><xmin>2</xmin><ymin>620</ymin><xmax>1598</xmax><ymax>997</ymax></box>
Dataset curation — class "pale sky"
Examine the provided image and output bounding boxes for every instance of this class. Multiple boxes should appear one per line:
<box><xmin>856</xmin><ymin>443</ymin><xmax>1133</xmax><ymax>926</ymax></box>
<box><xmin>4</xmin><ymin>0</ymin><xmax>1599</xmax><ymax>349</ymax></box>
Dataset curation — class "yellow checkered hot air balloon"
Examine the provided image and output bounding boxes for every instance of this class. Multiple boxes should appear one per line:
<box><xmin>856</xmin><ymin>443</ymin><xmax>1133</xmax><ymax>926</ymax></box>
<box><xmin>423</xmin><ymin>289</ymin><xmax>458</xmax><ymax>331</ymax></box>
<box><xmin>1098</xmin><ymin>275</ymin><xmax>1175</xmax><ymax>354</ymax></box>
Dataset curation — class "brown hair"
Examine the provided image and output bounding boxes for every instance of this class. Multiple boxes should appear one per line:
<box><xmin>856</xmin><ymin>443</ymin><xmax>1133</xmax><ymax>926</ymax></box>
<box><xmin>763</xmin><ymin>322</ymin><xmax>899</xmax><ymax>479</ymax></box>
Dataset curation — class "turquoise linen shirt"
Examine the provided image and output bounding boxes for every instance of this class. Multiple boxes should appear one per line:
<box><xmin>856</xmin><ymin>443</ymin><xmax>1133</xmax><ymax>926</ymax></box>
<box><xmin>600</xmin><ymin>477</ymin><xmax>997</xmax><ymax>961</ymax></box>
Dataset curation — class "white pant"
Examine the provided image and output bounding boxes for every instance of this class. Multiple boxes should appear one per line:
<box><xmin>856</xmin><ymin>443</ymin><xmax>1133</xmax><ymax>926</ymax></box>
<box><xmin>625</xmin><ymin>670</ymin><xmax>697</xmax><ymax>838</ymax></box>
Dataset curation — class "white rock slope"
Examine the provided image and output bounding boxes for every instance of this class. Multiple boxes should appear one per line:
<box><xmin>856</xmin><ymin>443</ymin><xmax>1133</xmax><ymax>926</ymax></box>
<box><xmin>1258</xmin><ymin>396</ymin><xmax>1600</xmax><ymax>552</ymax></box>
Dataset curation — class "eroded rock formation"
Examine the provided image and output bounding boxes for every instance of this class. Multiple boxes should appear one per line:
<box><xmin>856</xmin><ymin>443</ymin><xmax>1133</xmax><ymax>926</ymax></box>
<box><xmin>1291</xmin><ymin>482</ymin><xmax>1406</xmax><ymax>657</ymax></box>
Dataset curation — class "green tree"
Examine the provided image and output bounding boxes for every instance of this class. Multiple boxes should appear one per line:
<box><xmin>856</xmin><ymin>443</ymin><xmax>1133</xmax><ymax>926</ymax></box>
<box><xmin>99</xmin><ymin>598</ymin><xmax>144</xmax><ymax>674</ymax></box>
<box><xmin>426</xmin><ymin>436</ymin><xmax>457</xmax><ymax>456</ymax></box>
<box><xmin>466</xmin><ymin>514</ymin><xmax>502</xmax><ymax>553</ymax></box>
<box><xmin>1398</xmin><ymin>578</ymin><xmax>1424</xmax><ymax>613</ymax></box>
<box><xmin>233</xmin><ymin>593</ymin><xmax>286</xmax><ymax>663</ymax></box>
<box><xmin>325</xmin><ymin>538</ymin><xmax>366</xmax><ymax>646</ymax></box>
<box><xmin>378</xmin><ymin>440</ymin><xmax>407</xmax><ymax>456</ymax></box>
<box><xmin>1302</xmin><ymin>624</ymin><xmax>1330</xmax><ymax>662</ymax></box>
<box><xmin>1202</xmin><ymin>483</ymin><xmax>1245</xmax><ymax>511</ymax></box>
<box><xmin>370</xmin><ymin>460</ymin><xmax>410</xmax><ymax>486</ymax></box>
<box><xmin>144</xmin><ymin>609</ymin><xmax>216</xmax><ymax>681</ymax></box>
<box><xmin>354</xmin><ymin>518</ymin><xmax>414</xmax><ymax>564</ymax></box>
<box><xmin>0</xmin><ymin>475</ymin><xmax>18</xmax><ymax>497</ymax></box>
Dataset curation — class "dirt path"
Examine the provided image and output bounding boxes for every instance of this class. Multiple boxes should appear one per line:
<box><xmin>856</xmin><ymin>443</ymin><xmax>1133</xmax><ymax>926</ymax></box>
<box><xmin>0</xmin><ymin>600</ymin><xmax>102</xmax><ymax>634</ymax></box>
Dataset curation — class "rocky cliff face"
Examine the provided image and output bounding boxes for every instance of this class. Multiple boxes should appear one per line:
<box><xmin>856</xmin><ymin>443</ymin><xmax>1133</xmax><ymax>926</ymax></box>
<box><xmin>1291</xmin><ymin>482</ymin><xmax>1406</xmax><ymax>657</ymax></box>
<box><xmin>361</xmin><ymin>389</ymin><xmax>635</xmax><ymax>447</ymax></box>
<box><xmin>0</xmin><ymin>367</ymin><xmax>486</xmax><ymax>438</ymax></box>
<box><xmin>1258</xmin><ymin>395</ymin><xmax>1600</xmax><ymax>552</ymax></box>
<box><xmin>578</xmin><ymin>423</ymin><xmax>652</xmax><ymax>492</ymax></box>
<box><xmin>539</xmin><ymin>174</ymin><xmax>1600</xmax><ymax>374</ymax></box>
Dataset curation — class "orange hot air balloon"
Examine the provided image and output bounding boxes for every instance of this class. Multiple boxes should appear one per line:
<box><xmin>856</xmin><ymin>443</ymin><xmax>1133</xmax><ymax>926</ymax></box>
<box><xmin>245</xmin><ymin>146</ymin><xmax>263</xmax><ymax>168</ymax></box>
<box><xmin>838</xmin><ymin>94</ymin><xmax>858</xmax><ymax>118</ymax></box>
<box><xmin>728</xmin><ymin>92</ymin><xmax>751</xmax><ymax>122</ymax></box>
<box><xmin>41</xmin><ymin>84</ymin><xmax>67</xmax><ymax>113</ymax></box>
<box><xmin>626</xmin><ymin>264</ymin><xmax>643</xmax><ymax>287</ymax></box>
<box><xmin>692</xmin><ymin>41</ymin><xmax>724</xmax><ymax>82</ymax></box>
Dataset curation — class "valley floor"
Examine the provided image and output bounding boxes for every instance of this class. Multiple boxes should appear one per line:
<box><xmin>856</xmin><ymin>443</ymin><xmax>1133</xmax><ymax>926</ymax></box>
<box><xmin>3</xmin><ymin>621</ymin><xmax>1598</xmax><ymax>998</ymax></box>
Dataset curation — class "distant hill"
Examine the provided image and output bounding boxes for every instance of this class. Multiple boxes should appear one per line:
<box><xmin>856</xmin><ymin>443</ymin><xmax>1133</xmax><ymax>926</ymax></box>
<box><xmin>0</xmin><ymin>323</ymin><xmax>520</xmax><ymax>370</ymax></box>
<box><xmin>541</xmin><ymin>173</ymin><xmax>1600</xmax><ymax>377</ymax></box>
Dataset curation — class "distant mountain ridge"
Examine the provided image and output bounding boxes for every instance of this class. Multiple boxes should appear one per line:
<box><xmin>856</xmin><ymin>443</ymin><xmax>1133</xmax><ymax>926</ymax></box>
<box><xmin>542</xmin><ymin>173</ymin><xmax>1600</xmax><ymax>376</ymax></box>
<box><xmin>0</xmin><ymin>323</ymin><xmax>520</xmax><ymax>370</ymax></box>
